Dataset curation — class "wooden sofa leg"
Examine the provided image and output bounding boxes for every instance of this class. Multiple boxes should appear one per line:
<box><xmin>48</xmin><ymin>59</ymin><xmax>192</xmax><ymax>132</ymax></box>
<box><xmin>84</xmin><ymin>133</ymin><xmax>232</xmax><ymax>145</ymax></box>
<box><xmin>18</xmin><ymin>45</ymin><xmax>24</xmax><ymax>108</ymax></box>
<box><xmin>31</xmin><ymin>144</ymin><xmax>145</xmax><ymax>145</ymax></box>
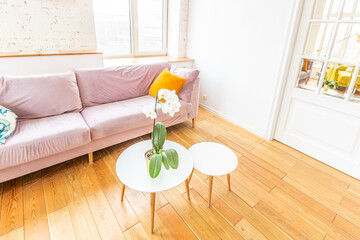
<box><xmin>88</xmin><ymin>152</ymin><xmax>93</xmax><ymax>165</ymax></box>
<box><xmin>192</xmin><ymin>118</ymin><xmax>196</xmax><ymax>128</ymax></box>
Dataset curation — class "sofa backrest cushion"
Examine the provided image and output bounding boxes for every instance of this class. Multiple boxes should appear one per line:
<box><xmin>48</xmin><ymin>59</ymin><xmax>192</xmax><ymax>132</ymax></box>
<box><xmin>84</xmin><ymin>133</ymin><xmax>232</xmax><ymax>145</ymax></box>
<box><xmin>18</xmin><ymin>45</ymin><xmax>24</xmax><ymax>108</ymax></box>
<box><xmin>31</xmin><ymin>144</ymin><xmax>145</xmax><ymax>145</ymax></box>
<box><xmin>0</xmin><ymin>72</ymin><xmax>82</xmax><ymax>119</ymax></box>
<box><xmin>74</xmin><ymin>61</ymin><xmax>171</xmax><ymax>107</ymax></box>
<box><xmin>170</xmin><ymin>66</ymin><xmax>200</xmax><ymax>102</ymax></box>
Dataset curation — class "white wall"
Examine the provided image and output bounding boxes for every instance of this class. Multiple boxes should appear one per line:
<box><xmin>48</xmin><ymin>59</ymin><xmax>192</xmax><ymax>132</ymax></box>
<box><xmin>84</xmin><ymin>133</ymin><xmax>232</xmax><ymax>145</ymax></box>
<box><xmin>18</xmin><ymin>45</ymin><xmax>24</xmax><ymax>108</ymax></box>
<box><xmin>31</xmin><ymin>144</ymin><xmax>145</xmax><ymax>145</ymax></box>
<box><xmin>0</xmin><ymin>54</ymin><xmax>104</xmax><ymax>76</ymax></box>
<box><xmin>0</xmin><ymin>0</ymin><xmax>96</xmax><ymax>54</ymax></box>
<box><xmin>168</xmin><ymin>0</ymin><xmax>189</xmax><ymax>58</ymax></box>
<box><xmin>186</xmin><ymin>0</ymin><xmax>296</xmax><ymax>137</ymax></box>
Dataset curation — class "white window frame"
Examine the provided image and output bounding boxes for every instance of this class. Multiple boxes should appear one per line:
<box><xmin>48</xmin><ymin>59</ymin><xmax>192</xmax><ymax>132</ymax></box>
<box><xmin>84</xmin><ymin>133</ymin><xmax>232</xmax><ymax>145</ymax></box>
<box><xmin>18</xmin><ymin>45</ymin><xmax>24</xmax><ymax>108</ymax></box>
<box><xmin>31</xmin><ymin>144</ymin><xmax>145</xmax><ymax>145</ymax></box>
<box><xmin>104</xmin><ymin>0</ymin><xmax>168</xmax><ymax>59</ymax></box>
<box><xmin>299</xmin><ymin>0</ymin><xmax>360</xmax><ymax>102</ymax></box>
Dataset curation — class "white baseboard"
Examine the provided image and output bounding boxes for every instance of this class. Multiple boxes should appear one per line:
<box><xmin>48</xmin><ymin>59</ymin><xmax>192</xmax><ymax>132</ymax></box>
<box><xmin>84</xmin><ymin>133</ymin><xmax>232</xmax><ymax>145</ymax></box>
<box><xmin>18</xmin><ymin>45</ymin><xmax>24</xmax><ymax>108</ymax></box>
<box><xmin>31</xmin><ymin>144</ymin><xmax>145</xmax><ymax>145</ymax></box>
<box><xmin>199</xmin><ymin>103</ymin><xmax>267</xmax><ymax>139</ymax></box>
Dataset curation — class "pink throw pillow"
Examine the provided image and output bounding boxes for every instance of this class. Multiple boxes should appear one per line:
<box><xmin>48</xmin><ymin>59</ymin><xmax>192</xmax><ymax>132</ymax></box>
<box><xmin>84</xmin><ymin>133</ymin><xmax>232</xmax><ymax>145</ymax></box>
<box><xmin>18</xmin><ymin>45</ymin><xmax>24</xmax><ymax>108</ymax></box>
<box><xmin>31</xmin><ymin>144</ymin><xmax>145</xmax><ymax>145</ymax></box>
<box><xmin>170</xmin><ymin>66</ymin><xmax>200</xmax><ymax>102</ymax></box>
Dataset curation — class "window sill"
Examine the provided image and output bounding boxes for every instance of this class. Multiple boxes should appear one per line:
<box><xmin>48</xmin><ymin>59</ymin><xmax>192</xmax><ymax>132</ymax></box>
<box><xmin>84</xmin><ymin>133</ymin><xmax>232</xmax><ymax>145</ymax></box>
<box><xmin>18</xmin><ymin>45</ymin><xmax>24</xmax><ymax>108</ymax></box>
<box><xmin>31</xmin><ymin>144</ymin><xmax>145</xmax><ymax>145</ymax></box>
<box><xmin>103</xmin><ymin>56</ymin><xmax>194</xmax><ymax>67</ymax></box>
<box><xmin>0</xmin><ymin>51</ymin><xmax>102</xmax><ymax>58</ymax></box>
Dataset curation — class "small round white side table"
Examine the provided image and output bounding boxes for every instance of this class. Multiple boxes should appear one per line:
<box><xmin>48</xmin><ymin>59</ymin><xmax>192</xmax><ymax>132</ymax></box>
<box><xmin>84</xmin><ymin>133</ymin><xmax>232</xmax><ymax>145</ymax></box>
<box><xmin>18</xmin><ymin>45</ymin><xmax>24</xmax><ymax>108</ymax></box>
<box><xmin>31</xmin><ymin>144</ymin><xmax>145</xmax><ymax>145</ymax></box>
<box><xmin>188</xmin><ymin>142</ymin><xmax>238</xmax><ymax>207</ymax></box>
<box><xmin>116</xmin><ymin>140</ymin><xmax>193</xmax><ymax>233</ymax></box>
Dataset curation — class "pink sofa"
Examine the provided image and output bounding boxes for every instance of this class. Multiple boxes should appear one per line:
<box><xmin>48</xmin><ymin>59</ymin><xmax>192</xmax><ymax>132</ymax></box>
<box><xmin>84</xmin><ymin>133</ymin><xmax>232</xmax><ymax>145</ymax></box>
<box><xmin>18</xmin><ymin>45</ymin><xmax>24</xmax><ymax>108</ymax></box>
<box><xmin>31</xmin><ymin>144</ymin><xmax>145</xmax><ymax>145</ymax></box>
<box><xmin>0</xmin><ymin>62</ymin><xmax>200</xmax><ymax>182</ymax></box>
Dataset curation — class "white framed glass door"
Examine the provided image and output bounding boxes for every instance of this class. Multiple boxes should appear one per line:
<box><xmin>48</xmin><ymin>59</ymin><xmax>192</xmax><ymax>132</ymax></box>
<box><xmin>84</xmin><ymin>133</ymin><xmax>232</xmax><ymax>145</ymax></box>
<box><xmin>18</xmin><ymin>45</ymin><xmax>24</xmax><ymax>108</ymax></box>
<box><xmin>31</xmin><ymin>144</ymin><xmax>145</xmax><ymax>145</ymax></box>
<box><xmin>275</xmin><ymin>0</ymin><xmax>360</xmax><ymax>179</ymax></box>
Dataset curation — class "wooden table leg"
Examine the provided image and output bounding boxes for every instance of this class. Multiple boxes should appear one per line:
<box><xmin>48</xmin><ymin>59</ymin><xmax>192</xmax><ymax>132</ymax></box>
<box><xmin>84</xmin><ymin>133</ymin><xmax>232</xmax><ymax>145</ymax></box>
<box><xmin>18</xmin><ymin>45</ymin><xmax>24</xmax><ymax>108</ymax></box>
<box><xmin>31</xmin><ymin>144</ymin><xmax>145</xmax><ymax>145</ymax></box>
<box><xmin>150</xmin><ymin>192</ymin><xmax>156</xmax><ymax>234</ymax></box>
<box><xmin>208</xmin><ymin>176</ymin><xmax>213</xmax><ymax>207</ymax></box>
<box><xmin>188</xmin><ymin>168</ymin><xmax>195</xmax><ymax>183</ymax></box>
<box><xmin>185</xmin><ymin>179</ymin><xmax>190</xmax><ymax>200</ymax></box>
<box><xmin>227</xmin><ymin>174</ymin><xmax>231</xmax><ymax>191</ymax></box>
<box><xmin>121</xmin><ymin>184</ymin><xmax>126</xmax><ymax>201</ymax></box>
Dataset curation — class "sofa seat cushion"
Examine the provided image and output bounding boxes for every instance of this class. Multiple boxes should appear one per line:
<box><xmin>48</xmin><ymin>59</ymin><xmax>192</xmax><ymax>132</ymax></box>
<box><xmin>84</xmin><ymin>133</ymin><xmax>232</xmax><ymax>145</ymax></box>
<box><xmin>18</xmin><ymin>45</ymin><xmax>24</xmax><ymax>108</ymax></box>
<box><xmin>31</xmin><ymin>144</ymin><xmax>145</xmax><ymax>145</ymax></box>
<box><xmin>0</xmin><ymin>113</ymin><xmax>91</xmax><ymax>170</ymax></box>
<box><xmin>81</xmin><ymin>95</ymin><xmax>192</xmax><ymax>140</ymax></box>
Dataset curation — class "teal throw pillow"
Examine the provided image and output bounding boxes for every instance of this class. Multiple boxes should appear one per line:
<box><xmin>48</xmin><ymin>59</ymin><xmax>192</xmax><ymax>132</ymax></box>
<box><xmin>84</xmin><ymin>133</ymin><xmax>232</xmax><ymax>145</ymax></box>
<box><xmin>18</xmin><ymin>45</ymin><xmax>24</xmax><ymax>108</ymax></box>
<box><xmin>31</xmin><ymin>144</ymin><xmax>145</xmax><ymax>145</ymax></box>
<box><xmin>0</xmin><ymin>106</ymin><xmax>18</xmax><ymax>144</ymax></box>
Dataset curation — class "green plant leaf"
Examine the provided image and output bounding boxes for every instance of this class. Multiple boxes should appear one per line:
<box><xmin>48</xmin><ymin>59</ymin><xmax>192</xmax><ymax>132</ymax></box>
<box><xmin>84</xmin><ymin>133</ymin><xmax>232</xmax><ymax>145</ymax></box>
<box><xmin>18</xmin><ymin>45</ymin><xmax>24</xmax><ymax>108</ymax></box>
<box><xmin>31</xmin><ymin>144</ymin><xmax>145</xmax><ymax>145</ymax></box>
<box><xmin>331</xmin><ymin>81</ymin><xmax>338</xmax><ymax>89</ymax></box>
<box><xmin>153</xmin><ymin>122</ymin><xmax>166</xmax><ymax>151</ymax></box>
<box><xmin>151</xmin><ymin>131</ymin><xmax>159</xmax><ymax>153</ymax></box>
<box><xmin>163</xmin><ymin>149</ymin><xmax>179</xmax><ymax>169</ymax></box>
<box><xmin>161</xmin><ymin>153</ymin><xmax>170</xmax><ymax>170</ymax></box>
<box><xmin>149</xmin><ymin>153</ymin><xmax>162</xmax><ymax>178</ymax></box>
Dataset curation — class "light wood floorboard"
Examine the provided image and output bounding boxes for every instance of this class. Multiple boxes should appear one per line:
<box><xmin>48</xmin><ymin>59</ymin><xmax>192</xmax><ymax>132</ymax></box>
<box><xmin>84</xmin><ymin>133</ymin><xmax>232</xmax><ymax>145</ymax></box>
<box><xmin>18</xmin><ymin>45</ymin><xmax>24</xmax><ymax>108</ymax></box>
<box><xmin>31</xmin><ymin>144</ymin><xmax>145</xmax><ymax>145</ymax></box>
<box><xmin>1</xmin><ymin>107</ymin><xmax>360</xmax><ymax>239</ymax></box>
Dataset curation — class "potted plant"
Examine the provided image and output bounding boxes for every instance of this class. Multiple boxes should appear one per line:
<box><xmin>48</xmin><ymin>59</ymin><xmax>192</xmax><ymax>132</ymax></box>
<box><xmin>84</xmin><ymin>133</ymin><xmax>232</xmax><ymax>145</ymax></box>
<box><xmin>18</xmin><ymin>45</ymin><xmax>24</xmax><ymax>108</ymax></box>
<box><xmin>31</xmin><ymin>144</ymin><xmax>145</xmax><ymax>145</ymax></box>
<box><xmin>323</xmin><ymin>79</ymin><xmax>338</xmax><ymax>92</ymax></box>
<box><xmin>143</xmin><ymin>89</ymin><xmax>181</xmax><ymax>178</ymax></box>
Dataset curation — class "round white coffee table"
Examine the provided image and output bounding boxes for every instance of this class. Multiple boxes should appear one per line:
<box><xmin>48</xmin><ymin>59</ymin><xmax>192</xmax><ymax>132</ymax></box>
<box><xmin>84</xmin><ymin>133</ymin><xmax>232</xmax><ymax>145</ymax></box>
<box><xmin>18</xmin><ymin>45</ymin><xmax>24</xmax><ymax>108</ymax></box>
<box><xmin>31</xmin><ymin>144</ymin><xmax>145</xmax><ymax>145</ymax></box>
<box><xmin>116</xmin><ymin>140</ymin><xmax>193</xmax><ymax>233</ymax></box>
<box><xmin>188</xmin><ymin>142</ymin><xmax>238</xmax><ymax>207</ymax></box>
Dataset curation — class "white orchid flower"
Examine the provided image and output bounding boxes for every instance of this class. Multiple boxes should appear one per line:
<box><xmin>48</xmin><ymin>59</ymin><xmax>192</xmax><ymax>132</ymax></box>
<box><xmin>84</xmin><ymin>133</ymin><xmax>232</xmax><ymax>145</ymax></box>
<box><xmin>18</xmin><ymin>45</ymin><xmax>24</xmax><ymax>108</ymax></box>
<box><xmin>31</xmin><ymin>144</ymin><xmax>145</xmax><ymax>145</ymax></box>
<box><xmin>168</xmin><ymin>93</ymin><xmax>179</xmax><ymax>104</ymax></box>
<box><xmin>168</xmin><ymin>101</ymin><xmax>181</xmax><ymax>117</ymax></box>
<box><xmin>143</xmin><ymin>104</ymin><xmax>157</xmax><ymax>119</ymax></box>
<box><xmin>169</xmin><ymin>90</ymin><xmax>176</xmax><ymax>98</ymax></box>
<box><xmin>157</xmin><ymin>89</ymin><xmax>172</xmax><ymax>101</ymax></box>
<box><xmin>161</xmin><ymin>102</ymin><xmax>171</xmax><ymax>114</ymax></box>
<box><xmin>150</xmin><ymin>89</ymin><xmax>181</xmax><ymax>118</ymax></box>
<box><xmin>157</xmin><ymin>89</ymin><xmax>167</xmax><ymax>100</ymax></box>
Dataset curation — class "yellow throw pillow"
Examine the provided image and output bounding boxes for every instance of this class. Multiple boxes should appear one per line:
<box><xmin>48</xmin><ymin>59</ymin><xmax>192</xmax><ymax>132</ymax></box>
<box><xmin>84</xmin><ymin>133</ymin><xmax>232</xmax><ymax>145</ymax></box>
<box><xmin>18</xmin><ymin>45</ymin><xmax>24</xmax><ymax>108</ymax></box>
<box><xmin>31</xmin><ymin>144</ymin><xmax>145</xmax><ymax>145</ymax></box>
<box><xmin>149</xmin><ymin>68</ymin><xmax>187</xmax><ymax>97</ymax></box>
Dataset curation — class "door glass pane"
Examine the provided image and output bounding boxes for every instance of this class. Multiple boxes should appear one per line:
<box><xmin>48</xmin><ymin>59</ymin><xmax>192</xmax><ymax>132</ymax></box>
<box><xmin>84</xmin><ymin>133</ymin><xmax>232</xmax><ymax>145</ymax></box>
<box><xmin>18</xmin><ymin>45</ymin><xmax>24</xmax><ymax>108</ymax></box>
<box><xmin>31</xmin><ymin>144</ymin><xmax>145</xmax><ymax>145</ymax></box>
<box><xmin>342</xmin><ymin>0</ymin><xmax>360</xmax><ymax>20</ymax></box>
<box><xmin>322</xmin><ymin>63</ymin><xmax>355</xmax><ymax>99</ymax></box>
<box><xmin>331</xmin><ymin>24</ymin><xmax>360</xmax><ymax>61</ymax></box>
<box><xmin>297</xmin><ymin>59</ymin><xmax>324</xmax><ymax>92</ymax></box>
<box><xmin>93</xmin><ymin>0</ymin><xmax>131</xmax><ymax>56</ymax></box>
<box><xmin>313</xmin><ymin>0</ymin><xmax>341</xmax><ymax>19</ymax></box>
<box><xmin>137</xmin><ymin>0</ymin><xmax>164</xmax><ymax>52</ymax></box>
<box><xmin>350</xmin><ymin>82</ymin><xmax>360</xmax><ymax>102</ymax></box>
<box><xmin>304</xmin><ymin>23</ymin><xmax>334</xmax><ymax>57</ymax></box>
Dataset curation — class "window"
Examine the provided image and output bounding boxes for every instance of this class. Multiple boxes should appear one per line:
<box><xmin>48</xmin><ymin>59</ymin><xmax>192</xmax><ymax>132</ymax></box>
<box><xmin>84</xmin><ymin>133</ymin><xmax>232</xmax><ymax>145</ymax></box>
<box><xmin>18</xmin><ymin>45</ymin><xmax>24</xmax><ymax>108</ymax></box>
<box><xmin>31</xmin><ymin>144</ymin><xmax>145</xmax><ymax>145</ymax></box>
<box><xmin>92</xmin><ymin>0</ymin><xmax>167</xmax><ymax>57</ymax></box>
<box><xmin>297</xmin><ymin>0</ymin><xmax>360</xmax><ymax>103</ymax></box>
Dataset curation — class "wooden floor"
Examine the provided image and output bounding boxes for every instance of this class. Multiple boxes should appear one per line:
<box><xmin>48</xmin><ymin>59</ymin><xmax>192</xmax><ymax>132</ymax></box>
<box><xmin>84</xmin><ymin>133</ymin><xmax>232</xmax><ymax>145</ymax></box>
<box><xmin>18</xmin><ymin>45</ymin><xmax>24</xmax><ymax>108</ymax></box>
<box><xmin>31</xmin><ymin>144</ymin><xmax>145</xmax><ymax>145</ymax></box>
<box><xmin>1</xmin><ymin>107</ymin><xmax>360</xmax><ymax>240</ymax></box>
